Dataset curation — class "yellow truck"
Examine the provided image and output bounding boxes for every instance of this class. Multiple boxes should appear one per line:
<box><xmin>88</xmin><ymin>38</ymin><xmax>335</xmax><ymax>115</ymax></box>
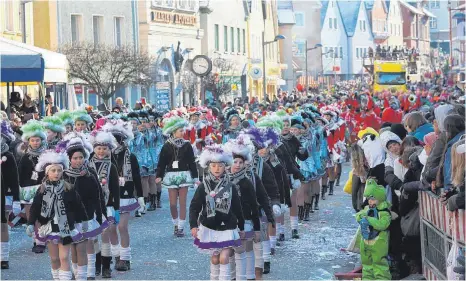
<box><xmin>372</xmin><ymin>60</ymin><xmax>408</xmax><ymax>92</ymax></box>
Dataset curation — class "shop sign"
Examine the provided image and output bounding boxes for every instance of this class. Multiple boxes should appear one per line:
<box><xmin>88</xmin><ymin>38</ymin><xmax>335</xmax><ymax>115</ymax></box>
<box><xmin>74</xmin><ymin>85</ymin><xmax>83</xmax><ymax>94</ymax></box>
<box><xmin>152</xmin><ymin>10</ymin><xmax>197</xmax><ymax>26</ymax></box>
<box><xmin>155</xmin><ymin>82</ymin><xmax>171</xmax><ymax>111</ymax></box>
<box><xmin>267</xmin><ymin>67</ymin><xmax>280</xmax><ymax>76</ymax></box>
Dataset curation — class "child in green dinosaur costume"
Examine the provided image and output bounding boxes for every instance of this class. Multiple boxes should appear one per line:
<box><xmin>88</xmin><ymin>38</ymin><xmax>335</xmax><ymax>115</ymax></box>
<box><xmin>356</xmin><ymin>179</ymin><xmax>392</xmax><ymax>280</ymax></box>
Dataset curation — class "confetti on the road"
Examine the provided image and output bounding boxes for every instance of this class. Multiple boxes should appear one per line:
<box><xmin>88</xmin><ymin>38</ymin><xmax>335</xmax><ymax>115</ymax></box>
<box><xmin>332</xmin><ymin>265</ymin><xmax>342</xmax><ymax>269</ymax></box>
<box><xmin>166</xmin><ymin>260</ymin><xmax>178</xmax><ymax>264</ymax></box>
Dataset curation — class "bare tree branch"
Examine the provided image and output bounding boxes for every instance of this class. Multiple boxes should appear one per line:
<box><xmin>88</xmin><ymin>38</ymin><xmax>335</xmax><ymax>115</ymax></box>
<box><xmin>60</xmin><ymin>42</ymin><xmax>156</xmax><ymax>103</ymax></box>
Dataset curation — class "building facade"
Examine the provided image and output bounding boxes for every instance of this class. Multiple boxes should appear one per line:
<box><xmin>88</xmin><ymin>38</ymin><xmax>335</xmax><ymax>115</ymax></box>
<box><xmin>450</xmin><ymin>0</ymin><xmax>465</xmax><ymax>82</ymax></box>
<box><xmin>199</xmin><ymin>0</ymin><xmax>248</xmax><ymax>102</ymax></box>
<box><xmin>289</xmin><ymin>0</ymin><xmax>322</xmax><ymax>90</ymax></box>
<box><xmin>367</xmin><ymin>0</ymin><xmax>389</xmax><ymax>46</ymax></box>
<box><xmin>426</xmin><ymin>0</ymin><xmax>450</xmax><ymax>53</ymax></box>
<box><xmin>386</xmin><ymin>0</ymin><xmax>404</xmax><ymax>48</ymax></box>
<box><xmin>321</xmin><ymin>0</ymin><xmax>374</xmax><ymax>79</ymax></box>
<box><xmin>33</xmin><ymin>0</ymin><xmax>138</xmax><ymax>107</ymax></box>
<box><xmin>138</xmin><ymin>0</ymin><xmax>202</xmax><ymax>107</ymax></box>
<box><xmin>1</xmin><ymin>1</ymin><xmax>34</xmax><ymax>44</ymax></box>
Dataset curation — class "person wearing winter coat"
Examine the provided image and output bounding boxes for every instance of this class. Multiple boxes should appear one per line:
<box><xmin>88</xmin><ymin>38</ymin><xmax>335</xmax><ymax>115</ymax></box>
<box><xmin>357</xmin><ymin>128</ymin><xmax>386</xmax><ymax>185</ymax></box>
<box><xmin>0</xmin><ymin>121</ymin><xmax>20</xmax><ymax>269</ymax></box>
<box><xmin>404</xmin><ymin>112</ymin><xmax>434</xmax><ymax>143</ymax></box>
<box><xmin>422</xmin><ymin>104</ymin><xmax>454</xmax><ymax>191</ymax></box>
<box><xmin>445</xmin><ymin>140</ymin><xmax>465</xmax><ymax>211</ymax></box>
<box><xmin>350</xmin><ymin>143</ymin><xmax>368</xmax><ymax>212</ymax></box>
<box><xmin>438</xmin><ymin>114</ymin><xmax>465</xmax><ymax>192</ymax></box>
<box><xmin>398</xmin><ymin>146</ymin><xmax>424</xmax><ymax>275</ymax></box>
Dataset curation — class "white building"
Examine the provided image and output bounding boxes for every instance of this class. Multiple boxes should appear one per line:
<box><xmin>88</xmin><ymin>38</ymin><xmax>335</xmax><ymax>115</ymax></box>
<box><xmin>321</xmin><ymin>0</ymin><xmax>374</xmax><ymax>79</ymax></box>
<box><xmin>199</xmin><ymin>0</ymin><xmax>248</xmax><ymax>101</ymax></box>
<box><xmin>139</xmin><ymin>0</ymin><xmax>203</xmax><ymax>108</ymax></box>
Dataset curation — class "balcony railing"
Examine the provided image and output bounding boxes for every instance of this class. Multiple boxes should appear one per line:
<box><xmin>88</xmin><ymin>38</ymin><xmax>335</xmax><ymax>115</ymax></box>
<box><xmin>151</xmin><ymin>0</ymin><xmax>176</xmax><ymax>10</ymax></box>
<box><xmin>373</xmin><ymin>30</ymin><xmax>389</xmax><ymax>40</ymax></box>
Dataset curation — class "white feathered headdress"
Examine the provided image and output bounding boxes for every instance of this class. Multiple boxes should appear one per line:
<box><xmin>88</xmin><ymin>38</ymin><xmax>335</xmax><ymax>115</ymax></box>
<box><xmin>56</xmin><ymin>132</ymin><xmax>93</xmax><ymax>160</ymax></box>
<box><xmin>89</xmin><ymin>131</ymin><xmax>118</xmax><ymax>150</ymax></box>
<box><xmin>223</xmin><ymin>134</ymin><xmax>255</xmax><ymax>162</ymax></box>
<box><xmin>198</xmin><ymin>144</ymin><xmax>233</xmax><ymax>168</ymax></box>
<box><xmin>101</xmin><ymin>119</ymin><xmax>134</xmax><ymax>142</ymax></box>
<box><xmin>35</xmin><ymin>150</ymin><xmax>70</xmax><ymax>172</ymax></box>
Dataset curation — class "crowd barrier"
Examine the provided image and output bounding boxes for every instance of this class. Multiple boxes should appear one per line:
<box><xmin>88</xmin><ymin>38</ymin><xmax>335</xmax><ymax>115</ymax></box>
<box><xmin>419</xmin><ymin>191</ymin><xmax>465</xmax><ymax>280</ymax></box>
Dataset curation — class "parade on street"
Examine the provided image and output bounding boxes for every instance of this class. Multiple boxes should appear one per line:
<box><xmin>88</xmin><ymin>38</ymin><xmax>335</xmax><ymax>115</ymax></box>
<box><xmin>0</xmin><ymin>0</ymin><xmax>465</xmax><ymax>280</ymax></box>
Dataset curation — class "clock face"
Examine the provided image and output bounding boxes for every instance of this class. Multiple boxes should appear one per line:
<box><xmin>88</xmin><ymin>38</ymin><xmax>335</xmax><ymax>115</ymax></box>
<box><xmin>191</xmin><ymin>55</ymin><xmax>212</xmax><ymax>76</ymax></box>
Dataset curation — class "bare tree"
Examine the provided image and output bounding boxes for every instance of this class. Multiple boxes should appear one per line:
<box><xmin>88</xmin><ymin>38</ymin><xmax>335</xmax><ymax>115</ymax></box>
<box><xmin>61</xmin><ymin>43</ymin><xmax>155</xmax><ymax>104</ymax></box>
<box><xmin>203</xmin><ymin>58</ymin><xmax>238</xmax><ymax>101</ymax></box>
<box><xmin>180</xmin><ymin>62</ymin><xmax>198</xmax><ymax>105</ymax></box>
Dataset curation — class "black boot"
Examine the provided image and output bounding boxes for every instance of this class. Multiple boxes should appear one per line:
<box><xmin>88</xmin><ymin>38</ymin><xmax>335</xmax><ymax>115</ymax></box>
<box><xmin>156</xmin><ymin>191</ymin><xmax>162</xmax><ymax>208</ymax></box>
<box><xmin>1</xmin><ymin>261</ymin><xmax>9</xmax><ymax>269</ymax></box>
<box><xmin>135</xmin><ymin>210</ymin><xmax>141</xmax><ymax>217</ymax></box>
<box><xmin>298</xmin><ymin>206</ymin><xmax>304</xmax><ymax>222</ymax></box>
<box><xmin>278</xmin><ymin>233</ymin><xmax>285</xmax><ymax>242</ymax></box>
<box><xmin>335</xmin><ymin>173</ymin><xmax>341</xmax><ymax>186</ymax></box>
<box><xmin>263</xmin><ymin>262</ymin><xmax>271</xmax><ymax>274</ymax></box>
<box><xmin>147</xmin><ymin>194</ymin><xmax>156</xmax><ymax>211</ymax></box>
<box><xmin>95</xmin><ymin>252</ymin><xmax>102</xmax><ymax>276</ymax></box>
<box><xmin>101</xmin><ymin>256</ymin><xmax>112</xmax><ymax>279</ymax></box>
<box><xmin>303</xmin><ymin>203</ymin><xmax>311</xmax><ymax>221</ymax></box>
<box><xmin>291</xmin><ymin>229</ymin><xmax>300</xmax><ymax>239</ymax></box>
<box><xmin>314</xmin><ymin>194</ymin><xmax>320</xmax><ymax>210</ymax></box>
<box><xmin>114</xmin><ymin>257</ymin><xmax>120</xmax><ymax>270</ymax></box>
<box><xmin>115</xmin><ymin>259</ymin><xmax>129</xmax><ymax>271</ymax></box>
<box><xmin>321</xmin><ymin>185</ymin><xmax>327</xmax><ymax>200</ymax></box>
<box><xmin>329</xmin><ymin>181</ymin><xmax>334</xmax><ymax>195</ymax></box>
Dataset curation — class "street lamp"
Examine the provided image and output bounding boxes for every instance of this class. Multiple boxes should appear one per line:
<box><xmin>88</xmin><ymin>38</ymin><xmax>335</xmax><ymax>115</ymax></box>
<box><xmin>262</xmin><ymin>33</ymin><xmax>285</xmax><ymax>101</ymax></box>
<box><xmin>305</xmin><ymin>42</ymin><xmax>323</xmax><ymax>95</ymax></box>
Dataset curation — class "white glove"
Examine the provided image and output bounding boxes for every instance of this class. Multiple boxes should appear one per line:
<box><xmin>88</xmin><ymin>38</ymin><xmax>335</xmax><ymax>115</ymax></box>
<box><xmin>292</xmin><ymin>179</ymin><xmax>301</xmax><ymax>189</ymax></box>
<box><xmin>193</xmin><ymin>178</ymin><xmax>200</xmax><ymax>189</ymax></box>
<box><xmin>12</xmin><ymin>201</ymin><xmax>21</xmax><ymax>216</ymax></box>
<box><xmin>138</xmin><ymin>197</ymin><xmax>145</xmax><ymax>210</ymax></box>
<box><xmin>272</xmin><ymin>205</ymin><xmax>281</xmax><ymax>217</ymax></box>
<box><xmin>26</xmin><ymin>225</ymin><xmax>34</xmax><ymax>237</ymax></box>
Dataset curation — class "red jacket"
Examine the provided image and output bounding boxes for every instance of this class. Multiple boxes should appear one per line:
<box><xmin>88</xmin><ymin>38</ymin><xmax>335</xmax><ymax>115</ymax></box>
<box><xmin>381</xmin><ymin>108</ymin><xmax>403</xmax><ymax>124</ymax></box>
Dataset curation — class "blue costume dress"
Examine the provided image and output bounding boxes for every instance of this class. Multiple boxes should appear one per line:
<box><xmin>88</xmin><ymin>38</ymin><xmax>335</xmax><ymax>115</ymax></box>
<box><xmin>128</xmin><ymin>130</ymin><xmax>153</xmax><ymax>177</ymax></box>
<box><xmin>297</xmin><ymin>132</ymin><xmax>318</xmax><ymax>182</ymax></box>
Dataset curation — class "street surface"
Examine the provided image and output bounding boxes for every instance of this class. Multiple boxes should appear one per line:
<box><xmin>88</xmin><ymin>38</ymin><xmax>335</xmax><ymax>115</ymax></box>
<box><xmin>2</xmin><ymin>163</ymin><xmax>358</xmax><ymax>280</ymax></box>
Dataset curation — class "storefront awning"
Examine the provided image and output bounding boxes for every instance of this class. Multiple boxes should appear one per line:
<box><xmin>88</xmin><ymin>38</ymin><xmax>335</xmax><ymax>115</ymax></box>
<box><xmin>0</xmin><ymin>38</ymin><xmax>44</xmax><ymax>85</ymax></box>
<box><xmin>1</xmin><ymin>37</ymin><xmax>69</xmax><ymax>83</ymax></box>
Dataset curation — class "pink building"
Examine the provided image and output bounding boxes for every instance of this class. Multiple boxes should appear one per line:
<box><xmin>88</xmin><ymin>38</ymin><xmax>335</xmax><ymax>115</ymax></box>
<box><xmin>367</xmin><ymin>0</ymin><xmax>389</xmax><ymax>46</ymax></box>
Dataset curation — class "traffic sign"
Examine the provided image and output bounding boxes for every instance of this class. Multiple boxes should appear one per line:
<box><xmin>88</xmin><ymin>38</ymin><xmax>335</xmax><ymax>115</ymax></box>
<box><xmin>249</xmin><ymin>67</ymin><xmax>263</xmax><ymax>80</ymax></box>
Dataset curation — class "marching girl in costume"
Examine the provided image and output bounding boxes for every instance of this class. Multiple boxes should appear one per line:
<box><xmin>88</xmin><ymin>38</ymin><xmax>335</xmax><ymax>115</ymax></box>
<box><xmin>27</xmin><ymin>150</ymin><xmax>89</xmax><ymax>280</ymax></box>
<box><xmin>255</xmin><ymin>116</ymin><xmax>294</xmax><ymax>254</ymax></box>
<box><xmin>243</xmin><ymin>127</ymin><xmax>281</xmax><ymax>275</ymax></box>
<box><xmin>156</xmin><ymin>116</ymin><xmax>198</xmax><ymax>237</ymax></box>
<box><xmin>42</xmin><ymin>116</ymin><xmax>66</xmax><ymax>149</ymax></box>
<box><xmin>279</xmin><ymin>112</ymin><xmax>307</xmax><ymax>241</ymax></box>
<box><xmin>222</xmin><ymin>108</ymin><xmax>242</xmax><ymax>144</ymax></box>
<box><xmin>55</xmin><ymin>110</ymin><xmax>75</xmax><ymax>135</ymax></box>
<box><xmin>148</xmin><ymin>111</ymin><xmax>165</xmax><ymax>209</ymax></box>
<box><xmin>225</xmin><ymin>135</ymin><xmax>261</xmax><ymax>280</ymax></box>
<box><xmin>61</xmin><ymin>133</ymin><xmax>107</xmax><ymax>280</ymax></box>
<box><xmin>185</xmin><ymin>108</ymin><xmax>209</xmax><ymax>155</ymax></box>
<box><xmin>18</xmin><ymin>120</ymin><xmax>48</xmax><ymax>253</ymax></box>
<box><xmin>0</xmin><ymin>121</ymin><xmax>20</xmax><ymax>269</ymax></box>
<box><xmin>88</xmin><ymin>131</ymin><xmax>120</xmax><ymax>279</ymax></box>
<box><xmin>321</xmin><ymin>108</ymin><xmax>339</xmax><ymax>199</ymax></box>
<box><xmin>102</xmin><ymin>119</ymin><xmax>144</xmax><ymax>272</ymax></box>
<box><xmin>189</xmin><ymin>144</ymin><xmax>245</xmax><ymax>281</ymax></box>
<box><xmin>73</xmin><ymin>109</ymin><xmax>94</xmax><ymax>134</ymax></box>
<box><xmin>127</xmin><ymin>111</ymin><xmax>154</xmax><ymax>216</ymax></box>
